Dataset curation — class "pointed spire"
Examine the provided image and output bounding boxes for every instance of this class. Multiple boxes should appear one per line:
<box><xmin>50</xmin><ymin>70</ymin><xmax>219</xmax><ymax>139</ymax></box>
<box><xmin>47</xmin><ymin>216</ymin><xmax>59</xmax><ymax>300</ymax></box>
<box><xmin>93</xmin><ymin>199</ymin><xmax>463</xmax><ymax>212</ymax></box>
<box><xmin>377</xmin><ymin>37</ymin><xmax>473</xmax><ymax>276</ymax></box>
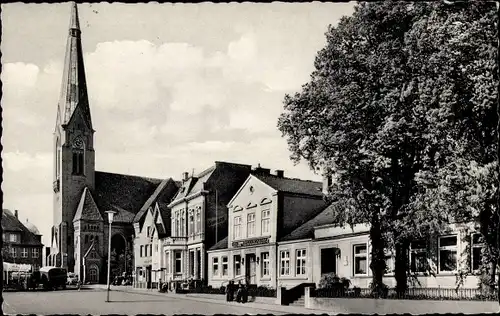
<box><xmin>56</xmin><ymin>2</ymin><xmax>92</xmax><ymax>130</ymax></box>
<box><xmin>70</xmin><ymin>2</ymin><xmax>80</xmax><ymax>31</ymax></box>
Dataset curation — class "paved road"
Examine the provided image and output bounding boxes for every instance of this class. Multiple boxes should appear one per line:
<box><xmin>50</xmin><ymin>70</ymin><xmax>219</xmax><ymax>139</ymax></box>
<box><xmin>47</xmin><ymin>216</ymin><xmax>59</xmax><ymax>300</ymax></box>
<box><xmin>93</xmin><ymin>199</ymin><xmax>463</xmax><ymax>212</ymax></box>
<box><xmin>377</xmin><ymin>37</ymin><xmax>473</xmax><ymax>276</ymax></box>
<box><xmin>2</xmin><ymin>289</ymin><xmax>302</xmax><ymax>315</ymax></box>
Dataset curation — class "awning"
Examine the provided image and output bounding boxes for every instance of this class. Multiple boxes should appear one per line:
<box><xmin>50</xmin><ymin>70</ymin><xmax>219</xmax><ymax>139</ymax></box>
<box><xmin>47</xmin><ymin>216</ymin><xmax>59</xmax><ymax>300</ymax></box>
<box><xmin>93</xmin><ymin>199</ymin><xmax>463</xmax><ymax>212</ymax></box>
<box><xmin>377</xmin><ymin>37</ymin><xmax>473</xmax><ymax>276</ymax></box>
<box><xmin>3</xmin><ymin>262</ymin><xmax>32</xmax><ymax>272</ymax></box>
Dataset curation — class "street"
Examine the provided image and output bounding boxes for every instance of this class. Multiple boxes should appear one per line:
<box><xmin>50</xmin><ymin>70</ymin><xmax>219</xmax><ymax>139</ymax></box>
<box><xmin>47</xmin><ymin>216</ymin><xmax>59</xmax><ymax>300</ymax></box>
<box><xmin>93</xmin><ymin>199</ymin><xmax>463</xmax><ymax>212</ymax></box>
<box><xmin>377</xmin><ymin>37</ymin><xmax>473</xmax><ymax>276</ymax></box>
<box><xmin>2</xmin><ymin>288</ymin><xmax>302</xmax><ymax>315</ymax></box>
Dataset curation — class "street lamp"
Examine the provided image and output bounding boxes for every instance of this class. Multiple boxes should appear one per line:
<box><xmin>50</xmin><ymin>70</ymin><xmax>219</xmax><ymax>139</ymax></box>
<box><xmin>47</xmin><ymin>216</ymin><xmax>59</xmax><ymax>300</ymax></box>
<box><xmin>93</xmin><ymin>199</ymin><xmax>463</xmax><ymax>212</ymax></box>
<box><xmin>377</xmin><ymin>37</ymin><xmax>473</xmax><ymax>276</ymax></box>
<box><xmin>105</xmin><ymin>210</ymin><xmax>117</xmax><ymax>303</ymax></box>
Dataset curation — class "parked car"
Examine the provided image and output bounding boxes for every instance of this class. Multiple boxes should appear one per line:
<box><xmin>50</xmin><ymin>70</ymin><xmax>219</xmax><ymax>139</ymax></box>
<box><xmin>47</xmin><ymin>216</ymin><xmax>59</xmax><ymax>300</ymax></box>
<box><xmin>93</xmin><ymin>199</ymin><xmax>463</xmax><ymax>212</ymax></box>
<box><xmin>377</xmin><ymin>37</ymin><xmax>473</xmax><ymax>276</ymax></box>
<box><xmin>39</xmin><ymin>266</ymin><xmax>67</xmax><ymax>290</ymax></box>
<box><xmin>67</xmin><ymin>272</ymin><xmax>78</xmax><ymax>285</ymax></box>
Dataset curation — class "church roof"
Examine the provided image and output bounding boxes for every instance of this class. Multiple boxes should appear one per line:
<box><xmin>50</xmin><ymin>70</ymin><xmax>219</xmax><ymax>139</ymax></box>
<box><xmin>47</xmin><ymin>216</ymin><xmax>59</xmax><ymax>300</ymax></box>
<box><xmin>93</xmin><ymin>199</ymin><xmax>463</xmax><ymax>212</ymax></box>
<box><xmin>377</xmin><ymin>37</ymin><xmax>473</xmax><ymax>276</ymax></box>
<box><xmin>91</xmin><ymin>171</ymin><xmax>179</xmax><ymax>225</ymax></box>
<box><xmin>56</xmin><ymin>2</ymin><xmax>92</xmax><ymax>130</ymax></box>
<box><xmin>73</xmin><ymin>187</ymin><xmax>103</xmax><ymax>222</ymax></box>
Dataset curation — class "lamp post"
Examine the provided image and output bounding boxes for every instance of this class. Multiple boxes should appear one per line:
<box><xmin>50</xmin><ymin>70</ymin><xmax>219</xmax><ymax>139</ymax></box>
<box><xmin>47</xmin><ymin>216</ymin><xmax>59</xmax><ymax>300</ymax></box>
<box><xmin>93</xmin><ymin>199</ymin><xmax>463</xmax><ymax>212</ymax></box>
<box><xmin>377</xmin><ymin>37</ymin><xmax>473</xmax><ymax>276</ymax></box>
<box><xmin>105</xmin><ymin>210</ymin><xmax>117</xmax><ymax>303</ymax></box>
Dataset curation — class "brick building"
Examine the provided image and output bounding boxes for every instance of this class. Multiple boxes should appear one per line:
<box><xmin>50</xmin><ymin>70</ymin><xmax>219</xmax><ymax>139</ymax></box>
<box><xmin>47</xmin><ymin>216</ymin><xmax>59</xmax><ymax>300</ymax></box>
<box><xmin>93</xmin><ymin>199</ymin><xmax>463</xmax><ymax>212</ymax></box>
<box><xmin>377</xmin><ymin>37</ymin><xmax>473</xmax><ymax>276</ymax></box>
<box><xmin>2</xmin><ymin>209</ymin><xmax>44</xmax><ymax>270</ymax></box>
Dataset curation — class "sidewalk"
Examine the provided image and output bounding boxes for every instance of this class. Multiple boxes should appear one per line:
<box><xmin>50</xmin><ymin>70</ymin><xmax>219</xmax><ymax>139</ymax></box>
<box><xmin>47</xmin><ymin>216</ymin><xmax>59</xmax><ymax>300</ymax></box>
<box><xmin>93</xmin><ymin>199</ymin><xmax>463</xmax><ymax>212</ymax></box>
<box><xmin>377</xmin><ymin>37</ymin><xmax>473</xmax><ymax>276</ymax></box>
<box><xmin>97</xmin><ymin>285</ymin><xmax>341</xmax><ymax>314</ymax></box>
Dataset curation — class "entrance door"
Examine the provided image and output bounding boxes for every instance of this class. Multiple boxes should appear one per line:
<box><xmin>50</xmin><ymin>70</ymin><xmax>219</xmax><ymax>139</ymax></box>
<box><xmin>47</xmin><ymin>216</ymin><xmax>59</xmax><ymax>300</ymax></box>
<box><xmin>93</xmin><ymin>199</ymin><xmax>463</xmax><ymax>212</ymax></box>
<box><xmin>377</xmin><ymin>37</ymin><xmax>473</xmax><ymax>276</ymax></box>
<box><xmin>146</xmin><ymin>266</ymin><xmax>152</xmax><ymax>289</ymax></box>
<box><xmin>321</xmin><ymin>248</ymin><xmax>337</xmax><ymax>275</ymax></box>
<box><xmin>245</xmin><ymin>254</ymin><xmax>256</xmax><ymax>284</ymax></box>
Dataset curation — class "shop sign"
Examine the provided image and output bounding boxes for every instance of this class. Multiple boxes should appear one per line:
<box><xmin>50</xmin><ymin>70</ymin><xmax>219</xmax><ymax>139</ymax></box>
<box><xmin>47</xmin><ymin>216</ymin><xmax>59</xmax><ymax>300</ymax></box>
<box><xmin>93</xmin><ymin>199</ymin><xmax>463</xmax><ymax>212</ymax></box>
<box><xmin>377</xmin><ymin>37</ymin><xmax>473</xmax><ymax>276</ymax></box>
<box><xmin>232</xmin><ymin>237</ymin><xmax>269</xmax><ymax>248</ymax></box>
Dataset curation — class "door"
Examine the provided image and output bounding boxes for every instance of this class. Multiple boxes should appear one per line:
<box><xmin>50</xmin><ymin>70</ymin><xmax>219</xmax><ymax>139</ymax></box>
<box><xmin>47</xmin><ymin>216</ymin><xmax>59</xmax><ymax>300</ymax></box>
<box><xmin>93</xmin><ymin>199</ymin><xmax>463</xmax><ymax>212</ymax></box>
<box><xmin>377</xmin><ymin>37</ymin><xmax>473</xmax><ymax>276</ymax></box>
<box><xmin>245</xmin><ymin>254</ymin><xmax>256</xmax><ymax>284</ymax></box>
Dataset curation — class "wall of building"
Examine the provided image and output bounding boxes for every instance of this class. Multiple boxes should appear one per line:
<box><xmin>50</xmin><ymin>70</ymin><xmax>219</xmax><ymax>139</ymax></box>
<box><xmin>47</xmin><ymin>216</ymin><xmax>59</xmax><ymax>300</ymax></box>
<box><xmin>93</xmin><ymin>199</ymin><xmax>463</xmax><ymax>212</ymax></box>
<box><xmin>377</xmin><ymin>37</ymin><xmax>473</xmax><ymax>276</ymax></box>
<box><xmin>310</xmin><ymin>223</ymin><xmax>481</xmax><ymax>289</ymax></box>
<box><xmin>277</xmin><ymin>240</ymin><xmax>313</xmax><ymax>289</ymax></box>
<box><xmin>207</xmin><ymin>244</ymin><xmax>278</xmax><ymax>289</ymax></box>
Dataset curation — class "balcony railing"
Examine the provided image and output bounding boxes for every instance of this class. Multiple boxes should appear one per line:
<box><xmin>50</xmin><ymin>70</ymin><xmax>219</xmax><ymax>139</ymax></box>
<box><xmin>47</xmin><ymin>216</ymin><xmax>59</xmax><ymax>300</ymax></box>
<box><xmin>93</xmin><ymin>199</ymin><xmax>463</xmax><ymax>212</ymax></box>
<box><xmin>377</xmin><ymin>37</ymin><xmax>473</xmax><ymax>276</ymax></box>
<box><xmin>164</xmin><ymin>236</ymin><xmax>187</xmax><ymax>246</ymax></box>
<box><xmin>53</xmin><ymin>179</ymin><xmax>60</xmax><ymax>193</ymax></box>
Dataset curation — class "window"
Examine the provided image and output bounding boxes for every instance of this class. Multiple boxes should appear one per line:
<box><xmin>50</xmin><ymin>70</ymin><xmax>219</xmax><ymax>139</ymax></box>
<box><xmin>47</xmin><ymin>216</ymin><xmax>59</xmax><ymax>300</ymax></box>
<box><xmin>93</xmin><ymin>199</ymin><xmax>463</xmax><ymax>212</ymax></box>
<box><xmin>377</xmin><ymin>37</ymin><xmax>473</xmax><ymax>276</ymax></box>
<box><xmin>196</xmin><ymin>210</ymin><xmax>201</xmax><ymax>233</ymax></box>
<box><xmin>175</xmin><ymin>252</ymin><xmax>182</xmax><ymax>273</ymax></box>
<box><xmin>234</xmin><ymin>255</ymin><xmax>241</xmax><ymax>276</ymax></box>
<box><xmin>296</xmin><ymin>249</ymin><xmax>307</xmax><ymax>276</ymax></box>
<box><xmin>10</xmin><ymin>234</ymin><xmax>17</xmax><ymax>242</ymax></box>
<box><xmin>140</xmin><ymin>245</ymin><xmax>144</xmax><ymax>257</ymax></box>
<box><xmin>32</xmin><ymin>248</ymin><xmax>39</xmax><ymax>258</ymax></box>
<box><xmin>149</xmin><ymin>244</ymin><xmax>153</xmax><ymax>256</ymax></box>
<box><xmin>471</xmin><ymin>233</ymin><xmax>484</xmax><ymax>272</ymax></box>
<box><xmin>2</xmin><ymin>233</ymin><xmax>6</xmax><ymax>241</ymax></box>
<box><xmin>261</xmin><ymin>209</ymin><xmax>270</xmax><ymax>234</ymax></box>
<box><xmin>280</xmin><ymin>250</ymin><xmax>290</xmax><ymax>276</ymax></box>
<box><xmin>233</xmin><ymin>216</ymin><xmax>242</xmax><ymax>239</ymax></box>
<box><xmin>10</xmin><ymin>247</ymin><xmax>17</xmax><ymax>258</ymax></box>
<box><xmin>147</xmin><ymin>226</ymin><xmax>152</xmax><ymax>237</ymax></box>
<box><xmin>261</xmin><ymin>252</ymin><xmax>270</xmax><ymax>276</ymax></box>
<box><xmin>155</xmin><ymin>243</ymin><xmax>159</xmax><ymax>253</ymax></box>
<box><xmin>410</xmin><ymin>240</ymin><xmax>427</xmax><ymax>273</ymax></box>
<box><xmin>181</xmin><ymin>215</ymin><xmax>185</xmax><ymax>236</ymax></box>
<box><xmin>222</xmin><ymin>256</ymin><xmax>228</xmax><ymax>276</ymax></box>
<box><xmin>175</xmin><ymin>215</ymin><xmax>180</xmax><ymax>237</ymax></box>
<box><xmin>189</xmin><ymin>214</ymin><xmax>194</xmax><ymax>235</ymax></box>
<box><xmin>72</xmin><ymin>151</ymin><xmax>84</xmax><ymax>175</ymax></box>
<box><xmin>21</xmin><ymin>248</ymin><xmax>28</xmax><ymax>258</ymax></box>
<box><xmin>438</xmin><ymin>235</ymin><xmax>458</xmax><ymax>273</ymax></box>
<box><xmin>353</xmin><ymin>244</ymin><xmax>368</xmax><ymax>275</ymax></box>
<box><xmin>213</xmin><ymin>257</ymin><xmax>219</xmax><ymax>276</ymax></box>
<box><xmin>247</xmin><ymin>213</ymin><xmax>256</xmax><ymax>237</ymax></box>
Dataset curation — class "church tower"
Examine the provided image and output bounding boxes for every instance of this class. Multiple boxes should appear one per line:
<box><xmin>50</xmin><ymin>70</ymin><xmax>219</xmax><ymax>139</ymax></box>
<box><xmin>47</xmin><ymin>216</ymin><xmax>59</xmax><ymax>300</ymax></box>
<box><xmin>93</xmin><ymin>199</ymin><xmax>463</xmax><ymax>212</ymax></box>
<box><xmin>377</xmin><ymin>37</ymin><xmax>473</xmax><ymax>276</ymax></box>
<box><xmin>51</xmin><ymin>2</ymin><xmax>95</xmax><ymax>271</ymax></box>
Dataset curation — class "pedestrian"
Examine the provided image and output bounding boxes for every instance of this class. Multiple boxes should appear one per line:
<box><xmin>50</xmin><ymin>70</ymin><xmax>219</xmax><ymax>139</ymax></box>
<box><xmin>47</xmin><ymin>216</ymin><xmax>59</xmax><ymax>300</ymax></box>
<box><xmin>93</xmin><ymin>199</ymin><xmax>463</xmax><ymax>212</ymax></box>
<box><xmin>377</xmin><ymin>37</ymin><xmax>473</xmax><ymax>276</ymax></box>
<box><xmin>235</xmin><ymin>281</ymin><xmax>243</xmax><ymax>303</ymax></box>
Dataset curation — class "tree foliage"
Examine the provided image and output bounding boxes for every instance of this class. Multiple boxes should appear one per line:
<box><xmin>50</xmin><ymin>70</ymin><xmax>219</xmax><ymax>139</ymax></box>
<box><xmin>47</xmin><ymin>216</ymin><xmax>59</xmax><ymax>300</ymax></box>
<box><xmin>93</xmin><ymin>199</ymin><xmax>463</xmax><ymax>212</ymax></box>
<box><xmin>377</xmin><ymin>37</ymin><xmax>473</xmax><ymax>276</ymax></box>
<box><xmin>278</xmin><ymin>0</ymin><xmax>498</xmax><ymax>293</ymax></box>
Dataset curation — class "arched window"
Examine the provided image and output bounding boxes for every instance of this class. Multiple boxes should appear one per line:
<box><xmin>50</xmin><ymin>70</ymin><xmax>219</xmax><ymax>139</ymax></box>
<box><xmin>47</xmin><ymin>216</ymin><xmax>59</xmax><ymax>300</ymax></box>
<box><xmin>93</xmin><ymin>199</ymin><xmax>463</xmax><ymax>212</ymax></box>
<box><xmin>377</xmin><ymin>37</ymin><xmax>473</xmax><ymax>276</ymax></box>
<box><xmin>72</xmin><ymin>136</ymin><xmax>85</xmax><ymax>175</ymax></box>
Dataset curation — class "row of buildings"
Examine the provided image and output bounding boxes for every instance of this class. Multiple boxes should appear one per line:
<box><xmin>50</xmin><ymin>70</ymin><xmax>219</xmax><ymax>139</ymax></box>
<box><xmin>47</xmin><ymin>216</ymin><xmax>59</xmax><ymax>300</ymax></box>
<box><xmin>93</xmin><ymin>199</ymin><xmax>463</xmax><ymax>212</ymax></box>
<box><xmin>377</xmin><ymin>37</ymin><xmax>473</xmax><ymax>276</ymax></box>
<box><xmin>133</xmin><ymin>161</ymin><xmax>484</xmax><ymax>290</ymax></box>
<box><xmin>45</xmin><ymin>3</ymin><xmax>485</xmax><ymax>290</ymax></box>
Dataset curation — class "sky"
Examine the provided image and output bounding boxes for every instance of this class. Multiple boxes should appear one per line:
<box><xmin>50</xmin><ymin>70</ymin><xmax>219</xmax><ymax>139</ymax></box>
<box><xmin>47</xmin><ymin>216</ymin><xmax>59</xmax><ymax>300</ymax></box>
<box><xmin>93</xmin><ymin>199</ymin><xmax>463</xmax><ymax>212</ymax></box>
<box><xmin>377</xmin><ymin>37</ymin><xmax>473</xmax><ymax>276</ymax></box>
<box><xmin>1</xmin><ymin>2</ymin><xmax>355</xmax><ymax>247</ymax></box>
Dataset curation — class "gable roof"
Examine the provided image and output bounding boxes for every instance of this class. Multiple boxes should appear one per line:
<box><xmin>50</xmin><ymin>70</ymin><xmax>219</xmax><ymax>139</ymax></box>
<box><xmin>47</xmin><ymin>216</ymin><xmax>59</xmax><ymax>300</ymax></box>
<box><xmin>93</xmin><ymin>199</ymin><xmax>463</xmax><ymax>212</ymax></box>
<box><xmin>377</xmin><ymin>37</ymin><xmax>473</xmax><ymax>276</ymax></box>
<box><xmin>281</xmin><ymin>203</ymin><xmax>339</xmax><ymax>242</ymax></box>
<box><xmin>173</xmin><ymin>166</ymin><xmax>216</xmax><ymax>202</ymax></box>
<box><xmin>73</xmin><ymin>187</ymin><xmax>103</xmax><ymax>222</ymax></box>
<box><xmin>208</xmin><ymin>236</ymin><xmax>228</xmax><ymax>251</ymax></box>
<box><xmin>253</xmin><ymin>174</ymin><xmax>323</xmax><ymax>197</ymax></box>
<box><xmin>133</xmin><ymin>178</ymin><xmax>178</xmax><ymax>224</ymax></box>
<box><xmin>2</xmin><ymin>209</ymin><xmax>43</xmax><ymax>246</ymax></box>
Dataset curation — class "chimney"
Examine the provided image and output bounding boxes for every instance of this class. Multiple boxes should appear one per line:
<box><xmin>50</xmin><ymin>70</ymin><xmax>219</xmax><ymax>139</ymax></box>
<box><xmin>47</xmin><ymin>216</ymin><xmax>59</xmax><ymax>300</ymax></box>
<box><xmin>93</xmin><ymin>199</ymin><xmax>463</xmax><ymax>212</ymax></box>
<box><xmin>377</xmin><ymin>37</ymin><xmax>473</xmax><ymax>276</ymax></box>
<box><xmin>253</xmin><ymin>164</ymin><xmax>271</xmax><ymax>176</ymax></box>
<box><xmin>275</xmin><ymin>170</ymin><xmax>284</xmax><ymax>178</ymax></box>
<box><xmin>182</xmin><ymin>172</ymin><xmax>189</xmax><ymax>181</ymax></box>
<box><xmin>14</xmin><ymin>210</ymin><xmax>18</xmax><ymax>219</ymax></box>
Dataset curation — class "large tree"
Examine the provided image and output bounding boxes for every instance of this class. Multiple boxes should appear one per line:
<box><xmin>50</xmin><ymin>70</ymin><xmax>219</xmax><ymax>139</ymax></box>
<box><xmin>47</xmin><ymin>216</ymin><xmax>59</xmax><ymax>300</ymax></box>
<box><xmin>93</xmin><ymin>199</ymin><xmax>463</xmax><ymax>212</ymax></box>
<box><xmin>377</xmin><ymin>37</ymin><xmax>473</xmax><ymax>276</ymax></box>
<box><xmin>408</xmin><ymin>1</ymin><xmax>499</xmax><ymax>295</ymax></box>
<box><xmin>278</xmin><ymin>0</ymin><xmax>498</xmax><ymax>294</ymax></box>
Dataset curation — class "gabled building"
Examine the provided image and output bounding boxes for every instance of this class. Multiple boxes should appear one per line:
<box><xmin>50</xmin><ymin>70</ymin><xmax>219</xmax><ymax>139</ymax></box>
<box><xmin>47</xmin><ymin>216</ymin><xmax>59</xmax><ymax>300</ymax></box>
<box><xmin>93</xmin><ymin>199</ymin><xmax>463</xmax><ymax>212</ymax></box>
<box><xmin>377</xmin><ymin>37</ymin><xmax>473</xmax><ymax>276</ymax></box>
<box><xmin>133</xmin><ymin>200</ymin><xmax>171</xmax><ymax>289</ymax></box>
<box><xmin>206</xmin><ymin>170</ymin><xmax>327</xmax><ymax>289</ymax></box>
<box><xmin>163</xmin><ymin>161</ymin><xmax>253</xmax><ymax>287</ymax></box>
<box><xmin>48</xmin><ymin>3</ymin><xmax>180</xmax><ymax>284</ymax></box>
<box><xmin>2</xmin><ymin>209</ymin><xmax>44</xmax><ymax>271</ymax></box>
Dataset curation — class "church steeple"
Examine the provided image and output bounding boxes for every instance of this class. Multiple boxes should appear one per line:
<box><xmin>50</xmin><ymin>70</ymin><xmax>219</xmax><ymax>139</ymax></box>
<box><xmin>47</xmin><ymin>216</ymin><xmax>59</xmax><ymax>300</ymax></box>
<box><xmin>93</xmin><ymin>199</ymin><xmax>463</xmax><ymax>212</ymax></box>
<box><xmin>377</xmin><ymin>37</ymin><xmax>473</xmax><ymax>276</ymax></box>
<box><xmin>56</xmin><ymin>2</ymin><xmax>92</xmax><ymax>130</ymax></box>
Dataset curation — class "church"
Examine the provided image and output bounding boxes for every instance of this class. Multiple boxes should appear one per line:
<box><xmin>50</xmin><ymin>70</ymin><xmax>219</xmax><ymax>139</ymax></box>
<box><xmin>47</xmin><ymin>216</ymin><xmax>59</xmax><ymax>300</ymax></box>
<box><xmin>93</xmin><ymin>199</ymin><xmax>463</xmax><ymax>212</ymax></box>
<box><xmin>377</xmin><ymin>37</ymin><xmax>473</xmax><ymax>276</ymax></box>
<box><xmin>47</xmin><ymin>3</ymin><xmax>180</xmax><ymax>283</ymax></box>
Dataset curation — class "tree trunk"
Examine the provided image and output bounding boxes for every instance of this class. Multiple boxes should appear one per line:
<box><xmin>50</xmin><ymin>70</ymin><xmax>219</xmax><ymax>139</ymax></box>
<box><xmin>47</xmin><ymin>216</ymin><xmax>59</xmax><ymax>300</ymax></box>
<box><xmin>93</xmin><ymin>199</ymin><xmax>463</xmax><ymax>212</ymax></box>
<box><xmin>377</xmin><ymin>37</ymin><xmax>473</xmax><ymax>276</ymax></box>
<box><xmin>394</xmin><ymin>241</ymin><xmax>409</xmax><ymax>297</ymax></box>
<box><xmin>369</xmin><ymin>213</ymin><xmax>386</xmax><ymax>296</ymax></box>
